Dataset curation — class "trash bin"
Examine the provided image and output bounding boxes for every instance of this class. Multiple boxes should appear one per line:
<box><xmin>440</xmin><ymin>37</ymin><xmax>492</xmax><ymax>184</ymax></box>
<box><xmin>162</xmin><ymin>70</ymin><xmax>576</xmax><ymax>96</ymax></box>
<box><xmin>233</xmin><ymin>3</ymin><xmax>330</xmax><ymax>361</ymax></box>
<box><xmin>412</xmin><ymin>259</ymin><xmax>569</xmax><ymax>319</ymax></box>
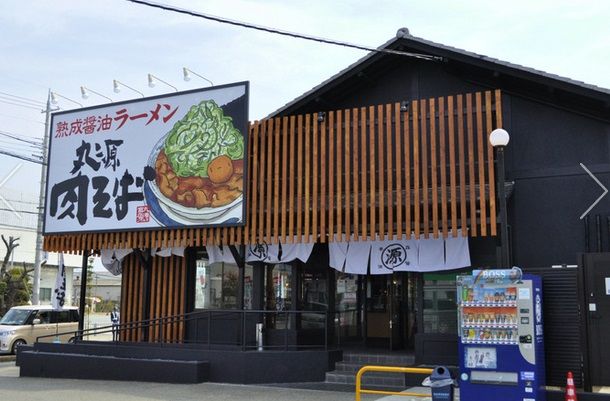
<box><xmin>422</xmin><ymin>366</ymin><xmax>455</xmax><ymax>401</ymax></box>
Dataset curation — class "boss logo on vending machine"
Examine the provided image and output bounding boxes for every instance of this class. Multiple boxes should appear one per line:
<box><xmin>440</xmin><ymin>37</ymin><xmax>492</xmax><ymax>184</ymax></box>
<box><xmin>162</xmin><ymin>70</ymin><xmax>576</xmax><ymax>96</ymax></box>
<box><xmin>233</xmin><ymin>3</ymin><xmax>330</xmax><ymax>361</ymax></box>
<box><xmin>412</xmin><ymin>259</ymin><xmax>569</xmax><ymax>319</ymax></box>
<box><xmin>535</xmin><ymin>293</ymin><xmax>543</xmax><ymax>336</ymax></box>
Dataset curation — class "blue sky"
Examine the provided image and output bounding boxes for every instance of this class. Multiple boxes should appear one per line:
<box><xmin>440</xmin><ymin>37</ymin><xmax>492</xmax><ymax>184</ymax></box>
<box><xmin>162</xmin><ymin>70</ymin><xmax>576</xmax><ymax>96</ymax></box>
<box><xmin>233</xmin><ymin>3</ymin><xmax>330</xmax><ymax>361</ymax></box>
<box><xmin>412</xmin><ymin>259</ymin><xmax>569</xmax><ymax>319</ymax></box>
<box><xmin>1</xmin><ymin>0</ymin><xmax>609</xmax><ymax>202</ymax></box>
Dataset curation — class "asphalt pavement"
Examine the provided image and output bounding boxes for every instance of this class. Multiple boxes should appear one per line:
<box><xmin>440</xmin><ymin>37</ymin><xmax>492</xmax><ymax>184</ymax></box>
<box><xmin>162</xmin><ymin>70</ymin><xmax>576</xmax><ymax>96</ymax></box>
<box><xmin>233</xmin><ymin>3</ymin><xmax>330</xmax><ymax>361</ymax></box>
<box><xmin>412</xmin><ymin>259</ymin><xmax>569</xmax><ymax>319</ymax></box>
<box><xmin>1</xmin><ymin>361</ymin><xmax>428</xmax><ymax>401</ymax></box>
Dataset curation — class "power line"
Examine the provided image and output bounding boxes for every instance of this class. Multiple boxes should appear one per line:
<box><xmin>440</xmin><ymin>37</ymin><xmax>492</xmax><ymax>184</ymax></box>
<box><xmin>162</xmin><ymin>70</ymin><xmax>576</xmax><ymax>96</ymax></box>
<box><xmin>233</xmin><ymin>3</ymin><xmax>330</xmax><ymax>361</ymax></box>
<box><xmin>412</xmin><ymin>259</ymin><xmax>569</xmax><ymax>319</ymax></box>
<box><xmin>126</xmin><ymin>0</ymin><xmax>443</xmax><ymax>61</ymax></box>
<box><xmin>0</xmin><ymin>98</ymin><xmax>41</xmax><ymax>111</ymax></box>
<box><xmin>0</xmin><ymin>149</ymin><xmax>43</xmax><ymax>164</ymax></box>
<box><xmin>0</xmin><ymin>207</ymin><xmax>39</xmax><ymax>215</ymax></box>
<box><xmin>0</xmin><ymin>139</ymin><xmax>40</xmax><ymax>149</ymax></box>
<box><xmin>0</xmin><ymin>130</ymin><xmax>44</xmax><ymax>146</ymax></box>
<box><xmin>0</xmin><ymin>197</ymin><xmax>40</xmax><ymax>206</ymax></box>
<box><xmin>0</xmin><ymin>113</ymin><xmax>45</xmax><ymax>125</ymax></box>
<box><xmin>0</xmin><ymin>95</ymin><xmax>44</xmax><ymax>109</ymax></box>
<box><xmin>0</xmin><ymin>222</ymin><xmax>37</xmax><ymax>232</ymax></box>
<box><xmin>0</xmin><ymin>91</ymin><xmax>45</xmax><ymax>106</ymax></box>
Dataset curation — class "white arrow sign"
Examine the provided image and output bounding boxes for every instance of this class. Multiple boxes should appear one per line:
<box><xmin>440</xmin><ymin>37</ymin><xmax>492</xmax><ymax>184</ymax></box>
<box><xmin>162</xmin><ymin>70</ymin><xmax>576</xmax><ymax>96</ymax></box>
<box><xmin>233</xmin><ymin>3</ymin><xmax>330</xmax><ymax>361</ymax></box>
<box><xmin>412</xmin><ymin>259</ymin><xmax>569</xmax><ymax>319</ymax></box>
<box><xmin>580</xmin><ymin>162</ymin><xmax>608</xmax><ymax>220</ymax></box>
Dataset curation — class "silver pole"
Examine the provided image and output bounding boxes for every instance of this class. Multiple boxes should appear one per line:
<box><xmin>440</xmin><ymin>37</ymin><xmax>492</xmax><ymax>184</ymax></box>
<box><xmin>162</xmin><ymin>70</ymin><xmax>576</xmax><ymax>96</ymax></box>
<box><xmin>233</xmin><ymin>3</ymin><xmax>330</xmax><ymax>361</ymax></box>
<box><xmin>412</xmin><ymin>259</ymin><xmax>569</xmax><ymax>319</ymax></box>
<box><xmin>32</xmin><ymin>90</ymin><xmax>52</xmax><ymax>305</ymax></box>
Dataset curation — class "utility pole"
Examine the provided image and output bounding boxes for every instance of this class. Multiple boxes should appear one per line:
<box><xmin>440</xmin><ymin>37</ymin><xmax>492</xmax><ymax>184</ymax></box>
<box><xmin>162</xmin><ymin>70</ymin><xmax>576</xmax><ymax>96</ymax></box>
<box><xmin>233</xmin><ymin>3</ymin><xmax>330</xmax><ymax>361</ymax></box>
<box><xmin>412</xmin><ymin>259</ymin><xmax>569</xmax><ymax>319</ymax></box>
<box><xmin>32</xmin><ymin>90</ymin><xmax>53</xmax><ymax>305</ymax></box>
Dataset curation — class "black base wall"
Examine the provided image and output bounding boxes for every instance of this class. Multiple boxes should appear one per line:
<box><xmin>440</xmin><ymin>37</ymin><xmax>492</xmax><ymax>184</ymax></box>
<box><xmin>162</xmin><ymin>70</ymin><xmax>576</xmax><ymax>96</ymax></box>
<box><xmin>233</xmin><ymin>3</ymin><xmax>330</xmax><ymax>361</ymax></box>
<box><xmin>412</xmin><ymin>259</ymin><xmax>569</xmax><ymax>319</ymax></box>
<box><xmin>19</xmin><ymin>351</ymin><xmax>209</xmax><ymax>383</ymax></box>
<box><xmin>20</xmin><ymin>342</ymin><xmax>341</xmax><ymax>384</ymax></box>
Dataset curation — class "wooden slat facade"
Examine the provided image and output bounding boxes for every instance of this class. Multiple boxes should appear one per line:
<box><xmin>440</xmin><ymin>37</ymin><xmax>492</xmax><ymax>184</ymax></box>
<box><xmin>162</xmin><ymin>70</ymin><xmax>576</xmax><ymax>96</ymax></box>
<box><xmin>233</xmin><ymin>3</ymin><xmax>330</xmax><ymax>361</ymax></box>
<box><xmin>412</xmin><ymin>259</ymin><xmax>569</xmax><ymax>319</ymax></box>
<box><xmin>119</xmin><ymin>253</ymin><xmax>187</xmax><ymax>343</ymax></box>
<box><xmin>44</xmin><ymin>89</ymin><xmax>503</xmax><ymax>253</ymax></box>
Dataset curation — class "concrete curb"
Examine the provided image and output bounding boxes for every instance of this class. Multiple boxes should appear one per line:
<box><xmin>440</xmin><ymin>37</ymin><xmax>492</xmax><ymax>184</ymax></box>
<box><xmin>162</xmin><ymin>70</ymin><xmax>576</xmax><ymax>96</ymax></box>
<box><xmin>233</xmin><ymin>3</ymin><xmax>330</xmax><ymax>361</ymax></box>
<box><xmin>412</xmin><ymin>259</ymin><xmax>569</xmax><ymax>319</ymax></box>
<box><xmin>0</xmin><ymin>355</ymin><xmax>16</xmax><ymax>363</ymax></box>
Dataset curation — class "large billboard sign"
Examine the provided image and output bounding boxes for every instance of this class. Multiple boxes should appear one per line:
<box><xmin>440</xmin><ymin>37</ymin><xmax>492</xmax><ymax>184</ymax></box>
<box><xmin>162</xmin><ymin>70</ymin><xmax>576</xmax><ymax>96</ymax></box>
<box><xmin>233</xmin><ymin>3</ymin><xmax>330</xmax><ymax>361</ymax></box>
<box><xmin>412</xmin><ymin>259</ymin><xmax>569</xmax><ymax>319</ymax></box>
<box><xmin>44</xmin><ymin>82</ymin><xmax>248</xmax><ymax>235</ymax></box>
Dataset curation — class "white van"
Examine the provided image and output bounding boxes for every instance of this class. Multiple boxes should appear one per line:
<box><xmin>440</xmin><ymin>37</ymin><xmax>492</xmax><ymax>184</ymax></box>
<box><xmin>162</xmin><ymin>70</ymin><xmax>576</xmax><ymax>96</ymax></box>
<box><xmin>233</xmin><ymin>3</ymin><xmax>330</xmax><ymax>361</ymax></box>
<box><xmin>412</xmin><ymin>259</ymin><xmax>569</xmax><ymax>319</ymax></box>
<box><xmin>0</xmin><ymin>305</ymin><xmax>79</xmax><ymax>354</ymax></box>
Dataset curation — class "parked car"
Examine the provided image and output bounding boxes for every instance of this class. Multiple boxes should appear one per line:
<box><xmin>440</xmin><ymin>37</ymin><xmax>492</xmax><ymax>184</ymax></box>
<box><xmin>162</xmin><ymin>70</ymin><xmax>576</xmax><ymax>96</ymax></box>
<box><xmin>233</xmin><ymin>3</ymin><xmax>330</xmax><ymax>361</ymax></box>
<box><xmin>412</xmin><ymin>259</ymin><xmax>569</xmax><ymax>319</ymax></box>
<box><xmin>0</xmin><ymin>305</ymin><xmax>79</xmax><ymax>354</ymax></box>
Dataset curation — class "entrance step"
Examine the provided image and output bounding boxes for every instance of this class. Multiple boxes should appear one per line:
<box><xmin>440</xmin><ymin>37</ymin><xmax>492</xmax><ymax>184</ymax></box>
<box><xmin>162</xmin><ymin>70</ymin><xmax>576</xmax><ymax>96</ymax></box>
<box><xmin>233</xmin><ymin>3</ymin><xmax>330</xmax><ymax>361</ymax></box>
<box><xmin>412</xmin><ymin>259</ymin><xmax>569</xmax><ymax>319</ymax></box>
<box><xmin>325</xmin><ymin>351</ymin><xmax>417</xmax><ymax>389</ymax></box>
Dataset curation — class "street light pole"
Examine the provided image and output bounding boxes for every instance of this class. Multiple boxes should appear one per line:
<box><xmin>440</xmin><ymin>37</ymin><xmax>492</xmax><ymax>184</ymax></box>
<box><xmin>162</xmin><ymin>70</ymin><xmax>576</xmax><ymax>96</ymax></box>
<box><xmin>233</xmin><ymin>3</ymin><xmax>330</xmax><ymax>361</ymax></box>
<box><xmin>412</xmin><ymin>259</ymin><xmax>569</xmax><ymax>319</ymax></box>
<box><xmin>496</xmin><ymin>145</ymin><xmax>509</xmax><ymax>268</ymax></box>
<box><xmin>490</xmin><ymin>128</ymin><xmax>511</xmax><ymax>268</ymax></box>
<box><xmin>32</xmin><ymin>90</ymin><xmax>53</xmax><ymax>304</ymax></box>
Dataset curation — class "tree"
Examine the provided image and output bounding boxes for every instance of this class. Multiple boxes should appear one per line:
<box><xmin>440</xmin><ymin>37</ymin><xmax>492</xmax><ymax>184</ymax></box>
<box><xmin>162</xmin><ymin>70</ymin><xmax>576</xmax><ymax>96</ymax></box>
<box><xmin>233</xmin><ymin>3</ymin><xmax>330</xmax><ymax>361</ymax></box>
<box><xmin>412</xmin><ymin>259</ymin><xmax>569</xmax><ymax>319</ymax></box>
<box><xmin>1</xmin><ymin>235</ymin><xmax>19</xmax><ymax>276</ymax></box>
<box><xmin>0</xmin><ymin>236</ymin><xmax>32</xmax><ymax>315</ymax></box>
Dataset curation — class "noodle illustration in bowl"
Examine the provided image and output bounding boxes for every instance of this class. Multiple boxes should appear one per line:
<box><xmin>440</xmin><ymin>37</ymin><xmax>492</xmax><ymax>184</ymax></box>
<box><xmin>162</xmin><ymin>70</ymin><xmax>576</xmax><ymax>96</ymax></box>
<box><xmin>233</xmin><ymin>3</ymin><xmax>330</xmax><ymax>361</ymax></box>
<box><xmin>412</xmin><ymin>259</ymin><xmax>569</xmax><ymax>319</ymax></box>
<box><xmin>150</xmin><ymin>99</ymin><xmax>244</xmax><ymax>222</ymax></box>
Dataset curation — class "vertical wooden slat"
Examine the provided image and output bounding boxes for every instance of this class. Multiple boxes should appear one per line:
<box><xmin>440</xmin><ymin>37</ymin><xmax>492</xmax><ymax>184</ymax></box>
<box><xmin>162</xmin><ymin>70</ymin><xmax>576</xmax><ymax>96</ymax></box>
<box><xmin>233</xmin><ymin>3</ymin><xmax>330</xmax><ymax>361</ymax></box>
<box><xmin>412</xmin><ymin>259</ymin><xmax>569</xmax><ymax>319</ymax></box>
<box><xmin>320</xmin><ymin>113</ymin><xmax>327</xmax><ymax>242</ymax></box>
<box><xmin>328</xmin><ymin>111</ymin><xmax>335</xmax><ymax>242</ymax></box>
<box><xmin>439</xmin><ymin>97</ymin><xmax>448</xmax><ymax>238</ymax></box>
<box><xmin>121</xmin><ymin>257</ymin><xmax>128</xmax><ymax>341</ymax></box>
<box><xmin>296</xmin><ymin>115</ymin><xmax>304</xmax><ymax>243</ymax></box>
<box><xmin>155</xmin><ymin>259</ymin><xmax>162</xmax><ymax>341</ymax></box>
<box><xmin>447</xmin><ymin>96</ymin><xmax>458</xmax><ymax>237</ymax></box>
<box><xmin>304</xmin><ymin>114</ymin><xmax>311</xmax><ymax>243</ymax></box>
<box><xmin>249</xmin><ymin>123</ymin><xmax>259</xmax><ymax>244</ymax></box>
<box><xmin>273</xmin><ymin>118</ymin><xmax>281</xmax><ymax>244</ymax></box>
<box><xmin>412</xmin><ymin>101</ymin><xmax>420</xmax><ymax>238</ymax></box>
<box><xmin>476</xmin><ymin>92</ymin><xmax>487</xmax><ymax>236</ymax></box>
<box><xmin>148</xmin><ymin>259</ymin><xmax>155</xmax><ymax>342</ymax></box>
<box><xmin>130</xmin><ymin>257</ymin><xmax>138</xmax><ymax>341</ymax></box>
<box><xmin>466</xmin><ymin>93</ymin><xmax>477</xmax><ymax>236</ymax></box>
<box><xmin>281</xmin><ymin>116</ymin><xmax>289</xmax><ymax>242</ymax></box>
<box><xmin>137</xmin><ymin>257</ymin><xmax>144</xmax><ymax>341</ymax></box>
<box><xmin>312</xmin><ymin>114</ymin><xmax>318</xmax><ymax>243</ymax></box>
<box><xmin>345</xmin><ymin>109</ymin><xmax>353</xmax><ymax>241</ymax></box>
<box><xmin>376</xmin><ymin>105</ymin><xmax>385</xmax><ymax>240</ymax></box>
<box><xmin>336</xmin><ymin>110</ymin><xmax>343</xmax><ymax>242</ymax></box>
<box><xmin>420</xmin><ymin>99</ymin><xmax>429</xmax><ymax>238</ymax></box>
<box><xmin>457</xmin><ymin>95</ymin><xmax>467</xmax><ymax>237</ymax></box>
<box><xmin>351</xmin><ymin>108</ymin><xmax>358</xmax><ymax>240</ymax></box>
<box><xmin>174</xmin><ymin>256</ymin><xmax>182</xmax><ymax>341</ymax></box>
<box><xmin>167</xmin><ymin>255</ymin><xmax>172</xmax><ymax>342</ymax></box>
<box><xmin>360</xmin><ymin>107</ymin><xmax>367</xmax><ymax>240</ymax></box>
<box><xmin>487</xmin><ymin>91</ymin><xmax>497</xmax><ymax>236</ymax></box>
<box><xmin>120</xmin><ymin>256</ymin><xmax>127</xmax><ymax>340</ymax></box>
<box><xmin>265</xmin><ymin>119</ymin><xmax>274</xmax><ymax>244</ymax></box>
<box><xmin>429</xmin><ymin>99</ymin><xmax>439</xmax><ymax>238</ymax></box>
<box><xmin>171</xmin><ymin>256</ymin><xmax>179</xmax><ymax>341</ymax></box>
<box><xmin>288</xmin><ymin>115</ymin><xmax>296</xmax><ymax>243</ymax></box>
<box><xmin>258</xmin><ymin>120</ymin><xmax>266</xmax><ymax>243</ymax></box>
<box><xmin>395</xmin><ymin>103</ymin><xmax>403</xmax><ymax>239</ymax></box>
<box><xmin>161</xmin><ymin>256</ymin><xmax>170</xmax><ymax>341</ymax></box>
<box><xmin>369</xmin><ymin>106</ymin><xmax>376</xmax><ymax>240</ymax></box>
<box><xmin>385</xmin><ymin>104</ymin><xmax>394</xmax><ymax>240</ymax></box>
<box><xmin>178</xmin><ymin>257</ymin><xmax>186</xmax><ymax>342</ymax></box>
<box><xmin>124</xmin><ymin>258</ymin><xmax>132</xmax><ymax>341</ymax></box>
<box><xmin>495</xmin><ymin>90</ymin><xmax>503</xmax><ymax>127</ymax></box>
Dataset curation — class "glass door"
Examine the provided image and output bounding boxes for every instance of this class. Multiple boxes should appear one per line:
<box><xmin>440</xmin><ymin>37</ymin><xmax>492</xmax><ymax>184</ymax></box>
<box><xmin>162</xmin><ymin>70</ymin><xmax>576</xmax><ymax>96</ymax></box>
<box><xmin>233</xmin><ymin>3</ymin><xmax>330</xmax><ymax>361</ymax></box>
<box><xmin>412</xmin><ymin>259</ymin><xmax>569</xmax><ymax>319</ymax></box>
<box><xmin>335</xmin><ymin>273</ymin><xmax>362</xmax><ymax>344</ymax></box>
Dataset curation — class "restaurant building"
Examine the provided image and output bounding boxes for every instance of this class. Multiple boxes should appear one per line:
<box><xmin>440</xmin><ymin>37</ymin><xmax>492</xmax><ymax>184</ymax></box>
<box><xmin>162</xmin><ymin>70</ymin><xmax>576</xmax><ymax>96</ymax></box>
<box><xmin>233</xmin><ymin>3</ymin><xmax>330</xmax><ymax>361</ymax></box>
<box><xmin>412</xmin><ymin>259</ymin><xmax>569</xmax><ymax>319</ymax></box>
<box><xmin>25</xmin><ymin>29</ymin><xmax>610</xmax><ymax>391</ymax></box>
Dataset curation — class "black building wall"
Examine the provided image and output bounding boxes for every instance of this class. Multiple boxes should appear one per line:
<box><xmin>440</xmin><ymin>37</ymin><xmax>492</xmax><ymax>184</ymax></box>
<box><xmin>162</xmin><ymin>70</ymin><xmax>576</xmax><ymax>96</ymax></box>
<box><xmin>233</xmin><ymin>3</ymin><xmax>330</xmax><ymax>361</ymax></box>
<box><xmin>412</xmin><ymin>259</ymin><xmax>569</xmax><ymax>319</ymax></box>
<box><xmin>506</xmin><ymin>96</ymin><xmax>610</xmax><ymax>266</ymax></box>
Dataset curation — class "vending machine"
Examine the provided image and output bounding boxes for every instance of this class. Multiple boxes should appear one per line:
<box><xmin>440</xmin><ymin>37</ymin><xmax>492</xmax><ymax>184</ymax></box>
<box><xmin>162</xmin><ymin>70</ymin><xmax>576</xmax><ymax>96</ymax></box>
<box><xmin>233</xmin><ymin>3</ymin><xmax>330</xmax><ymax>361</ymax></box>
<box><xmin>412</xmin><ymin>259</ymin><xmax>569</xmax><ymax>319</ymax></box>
<box><xmin>457</xmin><ymin>268</ymin><xmax>545</xmax><ymax>401</ymax></box>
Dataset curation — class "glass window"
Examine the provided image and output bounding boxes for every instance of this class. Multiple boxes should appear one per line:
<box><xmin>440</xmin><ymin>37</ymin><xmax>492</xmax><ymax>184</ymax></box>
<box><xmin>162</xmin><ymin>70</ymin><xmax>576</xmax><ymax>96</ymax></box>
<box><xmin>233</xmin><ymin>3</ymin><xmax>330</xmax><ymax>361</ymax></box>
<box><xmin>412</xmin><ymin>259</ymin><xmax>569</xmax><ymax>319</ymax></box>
<box><xmin>266</xmin><ymin>264</ymin><xmax>292</xmax><ymax>312</ymax></box>
<box><xmin>301</xmin><ymin>271</ymin><xmax>327</xmax><ymax>329</ymax></box>
<box><xmin>0</xmin><ymin>309</ymin><xmax>32</xmax><ymax>325</ymax></box>
<box><xmin>265</xmin><ymin>264</ymin><xmax>293</xmax><ymax>329</ymax></box>
<box><xmin>35</xmin><ymin>311</ymin><xmax>51</xmax><ymax>324</ymax></box>
<box><xmin>50</xmin><ymin>311</ymin><xmax>71</xmax><ymax>323</ymax></box>
<box><xmin>423</xmin><ymin>273</ymin><xmax>458</xmax><ymax>334</ymax></box>
<box><xmin>195</xmin><ymin>252</ymin><xmax>239</xmax><ymax>310</ymax></box>
<box><xmin>40</xmin><ymin>288</ymin><xmax>52</xmax><ymax>302</ymax></box>
<box><xmin>243</xmin><ymin>264</ymin><xmax>253</xmax><ymax>310</ymax></box>
<box><xmin>367</xmin><ymin>276</ymin><xmax>387</xmax><ymax>312</ymax></box>
<box><xmin>335</xmin><ymin>273</ymin><xmax>359</xmax><ymax>337</ymax></box>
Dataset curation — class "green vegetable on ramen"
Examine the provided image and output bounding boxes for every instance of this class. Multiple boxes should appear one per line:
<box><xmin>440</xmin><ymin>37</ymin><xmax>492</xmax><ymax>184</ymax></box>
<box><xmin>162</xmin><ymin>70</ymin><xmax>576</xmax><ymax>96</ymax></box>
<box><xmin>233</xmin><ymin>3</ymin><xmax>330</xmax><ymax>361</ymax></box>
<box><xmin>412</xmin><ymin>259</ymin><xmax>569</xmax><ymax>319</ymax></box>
<box><xmin>163</xmin><ymin>100</ymin><xmax>244</xmax><ymax>178</ymax></box>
